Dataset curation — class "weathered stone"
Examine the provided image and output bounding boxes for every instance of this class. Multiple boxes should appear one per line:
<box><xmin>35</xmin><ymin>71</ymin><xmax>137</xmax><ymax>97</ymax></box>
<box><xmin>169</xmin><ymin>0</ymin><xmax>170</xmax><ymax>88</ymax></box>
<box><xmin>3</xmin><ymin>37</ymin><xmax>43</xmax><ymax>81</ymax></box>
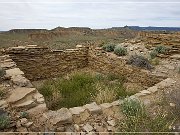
<box><xmin>147</xmin><ymin>86</ymin><xmax>158</xmax><ymax>93</ymax></box>
<box><xmin>107</xmin><ymin>126</ymin><xmax>115</xmax><ymax>132</ymax></box>
<box><xmin>14</xmin><ymin>99</ymin><xmax>36</xmax><ymax>109</ymax></box>
<box><xmin>24</xmin><ymin>122</ymin><xmax>33</xmax><ymax>128</ymax></box>
<box><xmin>100</xmin><ymin>103</ymin><xmax>114</xmax><ymax>117</ymax></box>
<box><xmin>74</xmin><ymin>124</ymin><xmax>80</xmax><ymax>132</ymax></box>
<box><xmin>69</xmin><ymin>107</ymin><xmax>85</xmax><ymax>115</ymax></box>
<box><xmin>0</xmin><ymin>100</ymin><xmax>7</xmax><ymax>107</ymax></box>
<box><xmin>17</xmin><ymin>127</ymin><xmax>28</xmax><ymax>132</ymax></box>
<box><xmin>170</xmin><ymin>54</ymin><xmax>180</xmax><ymax>60</ymax></box>
<box><xmin>33</xmin><ymin>92</ymin><xmax>45</xmax><ymax>104</ymax></box>
<box><xmin>84</xmin><ymin>102</ymin><xmax>102</xmax><ymax>114</ymax></box>
<box><xmin>82</xmin><ymin>123</ymin><xmax>93</xmax><ymax>132</ymax></box>
<box><xmin>46</xmin><ymin>108</ymin><xmax>72</xmax><ymax>126</ymax></box>
<box><xmin>27</xmin><ymin>103</ymin><xmax>47</xmax><ymax>116</ymax></box>
<box><xmin>111</xmin><ymin>100</ymin><xmax>123</xmax><ymax>106</ymax></box>
<box><xmin>0</xmin><ymin>62</ymin><xmax>16</xmax><ymax>68</ymax></box>
<box><xmin>94</xmin><ymin>124</ymin><xmax>106</xmax><ymax>132</ymax></box>
<box><xmin>11</xmin><ymin>75</ymin><xmax>32</xmax><ymax>87</ymax></box>
<box><xmin>69</xmin><ymin>106</ymin><xmax>90</xmax><ymax>123</ymax></box>
<box><xmin>134</xmin><ymin>93</ymin><xmax>147</xmax><ymax>97</ymax></box>
<box><xmin>5</xmin><ymin>68</ymin><xmax>24</xmax><ymax>77</ymax></box>
<box><xmin>140</xmin><ymin>90</ymin><xmax>151</xmax><ymax>94</ymax></box>
<box><xmin>156</xmin><ymin>78</ymin><xmax>176</xmax><ymax>89</ymax></box>
<box><xmin>20</xmin><ymin>118</ymin><xmax>28</xmax><ymax>125</ymax></box>
<box><xmin>7</xmin><ymin>87</ymin><xmax>36</xmax><ymax>104</ymax></box>
<box><xmin>56</xmin><ymin>126</ymin><xmax>65</xmax><ymax>132</ymax></box>
<box><xmin>107</xmin><ymin>120</ymin><xmax>116</xmax><ymax>126</ymax></box>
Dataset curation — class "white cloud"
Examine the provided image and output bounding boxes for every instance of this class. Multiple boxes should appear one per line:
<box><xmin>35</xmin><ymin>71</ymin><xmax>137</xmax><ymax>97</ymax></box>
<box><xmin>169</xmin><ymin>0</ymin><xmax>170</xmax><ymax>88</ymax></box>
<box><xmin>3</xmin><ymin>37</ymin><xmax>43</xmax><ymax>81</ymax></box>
<box><xmin>0</xmin><ymin>0</ymin><xmax>180</xmax><ymax>30</ymax></box>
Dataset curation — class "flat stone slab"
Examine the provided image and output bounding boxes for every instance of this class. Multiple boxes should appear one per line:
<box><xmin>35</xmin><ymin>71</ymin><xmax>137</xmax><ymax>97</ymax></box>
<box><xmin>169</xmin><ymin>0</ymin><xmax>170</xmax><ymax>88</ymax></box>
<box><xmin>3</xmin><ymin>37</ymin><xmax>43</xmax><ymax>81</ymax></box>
<box><xmin>82</xmin><ymin>123</ymin><xmax>93</xmax><ymax>132</ymax></box>
<box><xmin>156</xmin><ymin>78</ymin><xmax>176</xmax><ymax>89</ymax></box>
<box><xmin>147</xmin><ymin>86</ymin><xmax>158</xmax><ymax>93</ymax></box>
<box><xmin>0</xmin><ymin>62</ymin><xmax>16</xmax><ymax>68</ymax></box>
<box><xmin>69</xmin><ymin>107</ymin><xmax>85</xmax><ymax>115</ymax></box>
<box><xmin>170</xmin><ymin>54</ymin><xmax>180</xmax><ymax>60</ymax></box>
<box><xmin>83</xmin><ymin>102</ymin><xmax>102</xmax><ymax>114</ymax></box>
<box><xmin>46</xmin><ymin>108</ymin><xmax>72</xmax><ymax>125</ymax></box>
<box><xmin>100</xmin><ymin>103</ymin><xmax>112</xmax><ymax>110</ymax></box>
<box><xmin>6</xmin><ymin>68</ymin><xmax>24</xmax><ymax>77</ymax></box>
<box><xmin>14</xmin><ymin>99</ymin><xmax>36</xmax><ymax>109</ymax></box>
<box><xmin>27</xmin><ymin>103</ymin><xmax>47</xmax><ymax>116</ymax></box>
<box><xmin>7</xmin><ymin>87</ymin><xmax>36</xmax><ymax>104</ymax></box>
<box><xmin>11</xmin><ymin>75</ymin><xmax>32</xmax><ymax>87</ymax></box>
<box><xmin>140</xmin><ymin>90</ymin><xmax>151</xmax><ymax>94</ymax></box>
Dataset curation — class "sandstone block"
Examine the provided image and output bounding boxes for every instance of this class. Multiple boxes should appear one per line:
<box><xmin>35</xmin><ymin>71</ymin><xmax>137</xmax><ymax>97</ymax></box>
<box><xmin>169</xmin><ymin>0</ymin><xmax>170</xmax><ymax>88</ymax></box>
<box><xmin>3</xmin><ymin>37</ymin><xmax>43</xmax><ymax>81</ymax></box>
<box><xmin>6</xmin><ymin>68</ymin><xmax>24</xmax><ymax>77</ymax></box>
<box><xmin>7</xmin><ymin>87</ymin><xmax>36</xmax><ymax>104</ymax></box>
<box><xmin>83</xmin><ymin>102</ymin><xmax>102</xmax><ymax>115</ymax></box>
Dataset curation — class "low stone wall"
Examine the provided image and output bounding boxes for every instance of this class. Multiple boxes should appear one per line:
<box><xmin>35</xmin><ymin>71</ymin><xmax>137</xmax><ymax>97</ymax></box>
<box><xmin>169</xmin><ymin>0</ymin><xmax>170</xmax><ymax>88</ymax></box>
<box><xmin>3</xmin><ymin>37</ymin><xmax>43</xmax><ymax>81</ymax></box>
<box><xmin>88</xmin><ymin>47</ymin><xmax>162</xmax><ymax>87</ymax></box>
<box><xmin>5</xmin><ymin>45</ymin><xmax>88</xmax><ymax>81</ymax></box>
<box><xmin>0</xmin><ymin>46</ymin><xmax>176</xmax><ymax>133</ymax></box>
<box><xmin>4</xmin><ymin>45</ymin><xmax>163</xmax><ymax>87</ymax></box>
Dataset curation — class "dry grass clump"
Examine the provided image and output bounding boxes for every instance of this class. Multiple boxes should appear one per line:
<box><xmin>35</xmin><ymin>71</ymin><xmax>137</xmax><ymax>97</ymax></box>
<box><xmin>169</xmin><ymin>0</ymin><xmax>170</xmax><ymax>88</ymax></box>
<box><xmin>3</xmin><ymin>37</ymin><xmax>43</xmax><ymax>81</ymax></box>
<box><xmin>39</xmin><ymin>71</ymin><xmax>131</xmax><ymax>110</ymax></box>
<box><xmin>92</xmin><ymin>83</ymin><xmax>117</xmax><ymax>104</ymax></box>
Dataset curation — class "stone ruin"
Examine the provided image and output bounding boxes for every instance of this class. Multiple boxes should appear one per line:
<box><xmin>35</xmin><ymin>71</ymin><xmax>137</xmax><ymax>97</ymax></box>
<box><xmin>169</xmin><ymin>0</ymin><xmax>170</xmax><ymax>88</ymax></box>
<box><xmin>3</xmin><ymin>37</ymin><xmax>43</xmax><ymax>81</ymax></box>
<box><xmin>0</xmin><ymin>44</ymin><xmax>176</xmax><ymax>133</ymax></box>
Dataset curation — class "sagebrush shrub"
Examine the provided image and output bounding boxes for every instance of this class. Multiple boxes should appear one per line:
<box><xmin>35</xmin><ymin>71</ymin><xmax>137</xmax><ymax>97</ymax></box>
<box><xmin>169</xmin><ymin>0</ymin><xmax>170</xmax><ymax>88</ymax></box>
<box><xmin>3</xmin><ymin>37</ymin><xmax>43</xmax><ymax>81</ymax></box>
<box><xmin>149</xmin><ymin>50</ymin><xmax>158</xmax><ymax>59</ymax></box>
<box><xmin>0</xmin><ymin>115</ymin><xmax>10</xmax><ymax>130</ymax></box>
<box><xmin>114</xmin><ymin>46</ymin><xmax>127</xmax><ymax>56</ymax></box>
<box><xmin>127</xmin><ymin>55</ymin><xmax>153</xmax><ymax>70</ymax></box>
<box><xmin>122</xmin><ymin>98</ymin><xmax>146</xmax><ymax>117</ymax></box>
<box><xmin>102</xmin><ymin>44</ymin><xmax>116</xmax><ymax>52</ymax></box>
<box><xmin>154</xmin><ymin>45</ymin><xmax>167</xmax><ymax>54</ymax></box>
<box><xmin>0</xmin><ymin>68</ymin><xmax>5</xmax><ymax>79</ymax></box>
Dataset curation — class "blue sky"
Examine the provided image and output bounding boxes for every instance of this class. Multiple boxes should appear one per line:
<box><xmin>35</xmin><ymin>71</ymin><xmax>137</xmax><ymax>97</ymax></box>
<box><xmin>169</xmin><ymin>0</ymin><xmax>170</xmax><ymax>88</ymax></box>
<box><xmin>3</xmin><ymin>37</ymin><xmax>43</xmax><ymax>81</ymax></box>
<box><xmin>0</xmin><ymin>0</ymin><xmax>180</xmax><ymax>30</ymax></box>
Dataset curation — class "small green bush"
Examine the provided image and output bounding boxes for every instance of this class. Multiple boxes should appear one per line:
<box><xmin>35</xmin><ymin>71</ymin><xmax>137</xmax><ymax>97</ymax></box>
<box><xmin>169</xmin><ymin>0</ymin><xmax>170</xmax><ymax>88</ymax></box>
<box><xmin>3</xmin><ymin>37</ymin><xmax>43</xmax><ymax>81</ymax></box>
<box><xmin>102</xmin><ymin>44</ymin><xmax>115</xmax><ymax>52</ymax></box>
<box><xmin>114</xmin><ymin>46</ymin><xmax>127</xmax><ymax>56</ymax></box>
<box><xmin>149</xmin><ymin>50</ymin><xmax>158</xmax><ymax>59</ymax></box>
<box><xmin>0</xmin><ymin>115</ymin><xmax>10</xmax><ymax>130</ymax></box>
<box><xmin>0</xmin><ymin>67</ymin><xmax>6</xmax><ymax>79</ymax></box>
<box><xmin>122</xmin><ymin>98</ymin><xmax>146</xmax><ymax>117</ymax></box>
<box><xmin>127</xmin><ymin>55</ymin><xmax>153</xmax><ymax>70</ymax></box>
<box><xmin>154</xmin><ymin>45</ymin><xmax>167</xmax><ymax>54</ymax></box>
<box><xmin>20</xmin><ymin>111</ymin><xmax>29</xmax><ymax>118</ymax></box>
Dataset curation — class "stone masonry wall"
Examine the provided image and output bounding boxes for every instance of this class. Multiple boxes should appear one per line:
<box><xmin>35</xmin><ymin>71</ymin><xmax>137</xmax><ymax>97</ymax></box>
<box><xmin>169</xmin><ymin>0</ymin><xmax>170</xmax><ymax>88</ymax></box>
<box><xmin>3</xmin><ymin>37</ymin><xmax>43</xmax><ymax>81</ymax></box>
<box><xmin>88</xmin><ymin>47</ymin><xmax>162</xmax><ymax>87</ymax></box>
<box><xmin>5</xmin><ymin>45</ymin><xmax>88</xmax><ymax>81</ymax></box>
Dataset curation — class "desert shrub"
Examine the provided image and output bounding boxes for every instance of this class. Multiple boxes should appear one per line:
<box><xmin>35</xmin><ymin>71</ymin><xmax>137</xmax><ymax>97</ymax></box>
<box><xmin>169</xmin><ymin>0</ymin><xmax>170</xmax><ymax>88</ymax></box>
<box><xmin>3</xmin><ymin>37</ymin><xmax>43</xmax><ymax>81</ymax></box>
<box><xmin>102</xmin><ymin>44</ymin><xmax>116</xmax><ymax>52</ymax></box>
<box><xmin>122</xmin><ymin>98</ymin><xmax>146</xmax><ymax>117</ymax></box>
<box><xmin>150</xmin><ymin>57</ymin><xmax>160</xmax><ymax>65</ymax></box>
<box><xmin>0</xmin><ymin>88</ymin><xmax>5</xmax><ymax>99</ymax></box>
<box><xmin>154</xmin><ymin>45</ymin><xmax>167</xmax><ymax>54</ymax></box>
<box><xmin>119</xmin><ymin>98</ymin><xmax>174</xmax><ymax>132</ymax></box>
<box><xmin>114</xmin><ymin>46</ymin><xmax>127</xmax><ymax>56</ymax></box>
<box><xmin>127</xmin><ymin>55</ymin><xmax>153</xmax><ymax>70</ymax></box>
<box><xmin>0</xmin><ymin>115</ymin><xmax>10</xmax><ymax>130</ymax></box>
<box><xmin>20</xmin><ymin>111</ymin><xmax>29</xmax><ymax>118</ymax></box>
<box><xmin>149</xmin><ymin>50</ymin><xmax>158</xmax><ymax>59</ymax></box>
<box><xmin>0</xmin><ymin>68</ymin><xmax>6</xmax><ymax>82</ymax></box>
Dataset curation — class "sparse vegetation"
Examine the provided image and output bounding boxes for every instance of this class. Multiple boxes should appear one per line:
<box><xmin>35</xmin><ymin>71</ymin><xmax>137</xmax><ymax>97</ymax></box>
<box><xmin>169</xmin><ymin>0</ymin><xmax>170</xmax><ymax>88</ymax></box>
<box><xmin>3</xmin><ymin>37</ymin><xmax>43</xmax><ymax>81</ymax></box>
<box><xmin>119</xmin><ymin>98</ymin><xmax>175</xmax><ymax>132</ymax></box>
<box><xmin>20</xmin><ymin>111</ymin><xmax>29</xmax><ymax>118</ymax></box>
<box><xmin>102</xmin><ymin>44</ymin><xmax>116</xmax><ymax>52</ymax></box>
<box><xmin>150</xmin><ymin>57</ymin><xmax>160</xmax><ymax>65</ymax></box>
<box><xmin>39</xmin><ymin>71</ymin><xmax>131</xmax><ymax>109</ymax></box>
<box><xmin>149</xmin><ymin>50</ymin><xmax>158</xmax><ymax>59</ymax></box>
<box><xmin>0</xmin><ymin>68</ymin><xmax>5</xmax><ymax>81</ymax></box>
<box><xmin>114</xmin><ymin>46</ymin><xmax>127</xmax><ymax>56</ymax></box>
<box><xmin>0</xmin><ymin>115</ymin><xmax>10</xmax><ymax>130</ymax></box>
<box><xmin>154</xmin><ymin>45</ymin><xmax>167</xmax><ymax>54</ymax></box>
<box><xmin>149</xmin><ymin>45</ymin><xmax>168</xmax><ymax>59</ymax></box>
<box><xmin>127</xmin><ymin>55</ymin><xmax>153</xmax><ymax>70</ymax></box>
